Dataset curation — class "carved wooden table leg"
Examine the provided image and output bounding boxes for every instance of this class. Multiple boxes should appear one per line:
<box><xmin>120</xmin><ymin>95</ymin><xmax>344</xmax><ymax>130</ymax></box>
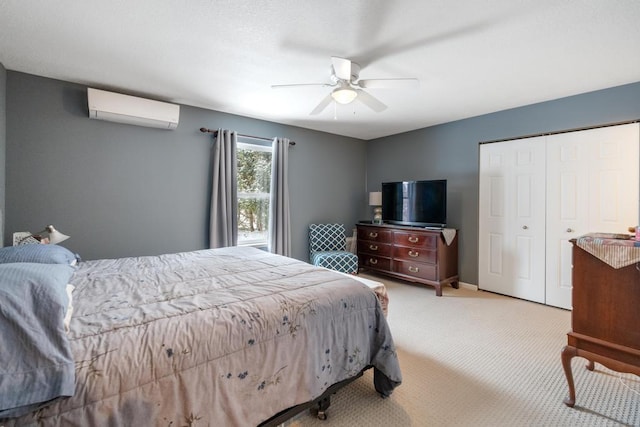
<box><xmin>434</xmin><ymin>284</ymin><xmax>443</xmax><ymax>296</ymax></box>
<box><xmin>561</xmin><ymin>345</ymin><xmax>578</xmax><ymax>407</ymax></box>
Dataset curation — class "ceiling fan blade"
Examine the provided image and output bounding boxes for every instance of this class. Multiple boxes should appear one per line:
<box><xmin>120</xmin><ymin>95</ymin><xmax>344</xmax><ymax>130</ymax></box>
<box><xmin>355</xmin><ymin>89</ymin><xmax>387</xmax><ymax>112</ymax></box>
<box><xmin>310</xmin><ymin>93</ymin><xmax>334</xmax><ymax>115</ymax></box>
<box><xmin>331</xmin><ymin>56</ymin><xmax>352</xmax><ymax>81</ymax></box>
<box><xmin>271</xmin><ymin>83</ymin><xmax>332</xmax><ymax>89</ymax></box>
<box><xmin>357</xmin><ymin>78</ymin><xmax>419</xmax><ymax>89</ymax></box>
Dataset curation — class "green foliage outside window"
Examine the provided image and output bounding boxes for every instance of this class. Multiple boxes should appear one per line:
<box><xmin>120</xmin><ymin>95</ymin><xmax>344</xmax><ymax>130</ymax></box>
<box><xmin>237</xmin><ymin>146</ymin><xmax>271</xmax><ymax>244</ymax></box>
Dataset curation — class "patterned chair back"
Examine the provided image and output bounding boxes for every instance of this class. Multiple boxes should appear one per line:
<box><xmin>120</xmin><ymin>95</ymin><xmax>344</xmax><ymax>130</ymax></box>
<box><xmin>308</xmin><ymin>223</ymin><xmax>358</xmax><ymax>274</ymax></box>
<box><xmin>309</xmin><ymin>224</ymin><xmax>347</xmax><ymax>255</ymax></box>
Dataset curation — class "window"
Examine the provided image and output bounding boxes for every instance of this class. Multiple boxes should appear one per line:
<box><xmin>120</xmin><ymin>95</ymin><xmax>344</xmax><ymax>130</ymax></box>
<box><xmin>237</xmin><ymin>139</ymin><xmax>272</xmax><ymax>246</ymax></box>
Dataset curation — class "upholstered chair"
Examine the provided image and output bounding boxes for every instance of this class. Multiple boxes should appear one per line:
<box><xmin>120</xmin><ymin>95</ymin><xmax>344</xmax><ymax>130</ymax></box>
<box><xmin>309</xmin><ymin>224</ymin><xmax>359</xmax><ymax>274</ymax></box>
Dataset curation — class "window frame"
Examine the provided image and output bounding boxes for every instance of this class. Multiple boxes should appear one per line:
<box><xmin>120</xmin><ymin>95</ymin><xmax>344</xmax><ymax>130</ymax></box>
<box><xmin>236</xmin><ymin>138</ymin><xmax>273</xmax><ymax>247</ymax></box>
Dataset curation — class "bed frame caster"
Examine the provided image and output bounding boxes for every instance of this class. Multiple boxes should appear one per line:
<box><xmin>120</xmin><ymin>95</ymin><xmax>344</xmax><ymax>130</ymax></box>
<box><xmin>310</xmin><ymin>396</ymin><xmax>330</xmax><ymax>420</ymax></box>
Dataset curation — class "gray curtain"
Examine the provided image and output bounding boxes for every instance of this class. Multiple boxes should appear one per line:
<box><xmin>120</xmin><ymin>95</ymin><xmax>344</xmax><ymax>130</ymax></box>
<box><xmin>268</xmin><ymin>137</ymin><xmax>291</xmax><ymax>256</ymax></box>
<box><xmin>209</xmin><ymin>129</ymin><xmax>238</xmax><ymax>248</ymax></box>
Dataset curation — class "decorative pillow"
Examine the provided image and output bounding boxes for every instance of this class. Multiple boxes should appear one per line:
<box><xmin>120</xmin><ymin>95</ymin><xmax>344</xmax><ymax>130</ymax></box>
<box><xmin>0</xmin><ymin>244</ymin><xmax>80</xmax><ymax>266</ymax></box>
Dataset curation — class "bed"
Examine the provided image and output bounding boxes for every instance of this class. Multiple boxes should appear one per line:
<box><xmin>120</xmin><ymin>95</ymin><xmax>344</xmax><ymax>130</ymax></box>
<box><xmin>0</xmin><ymin>244</ymin><xmax>401</xmax><ymax>426</ymax></box>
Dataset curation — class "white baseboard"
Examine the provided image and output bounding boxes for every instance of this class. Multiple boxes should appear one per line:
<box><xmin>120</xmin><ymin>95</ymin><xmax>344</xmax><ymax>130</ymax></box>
<box><xmin>458</xmin><ymin>281</ymin><xmax>478</xmax><ymax>291</ymax></box>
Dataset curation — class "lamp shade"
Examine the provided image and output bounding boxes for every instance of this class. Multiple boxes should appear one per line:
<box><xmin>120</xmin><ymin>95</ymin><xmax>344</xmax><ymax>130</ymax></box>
<box><xmin>42</xmin><ymin>225</ymin><xmax>70</xmax><ymax>244</ymax></box>
<box><xmin>369</xmin><ymin>191</ymin><xmax>382</xmax><ymax>206</ymax></box>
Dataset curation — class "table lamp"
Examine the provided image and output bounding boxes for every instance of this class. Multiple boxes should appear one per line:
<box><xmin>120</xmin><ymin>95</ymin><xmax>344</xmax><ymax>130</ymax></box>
<box><xmin>369</xmin><ymin>192</ymin><xmax>382</xmax><ymax>224</ymax></box>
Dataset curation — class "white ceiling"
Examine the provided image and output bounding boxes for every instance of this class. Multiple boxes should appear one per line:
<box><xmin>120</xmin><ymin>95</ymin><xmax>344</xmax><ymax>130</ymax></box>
<box><xmin>1</xmin><ymin>1</ymin><xmax>640</xmax><ymax>140</ymax></box>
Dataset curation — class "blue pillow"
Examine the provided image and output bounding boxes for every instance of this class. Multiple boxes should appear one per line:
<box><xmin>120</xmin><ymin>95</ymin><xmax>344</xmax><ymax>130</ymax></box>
<box><xmin>0</xmin><ymin>244</ymin><xmax>79</xmax><ymax>266</ymax></box>
<box><xmin>0</xmin><ymin>262</ymin><xmax>76</xmax><ymax>417</ymax></box>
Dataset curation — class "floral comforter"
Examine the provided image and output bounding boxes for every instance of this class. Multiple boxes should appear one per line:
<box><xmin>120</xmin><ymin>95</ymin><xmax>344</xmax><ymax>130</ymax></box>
<box><xmin>6</xmin><ymin>246</ymin><xmax>401</xmax><ymax>426</ymax></box>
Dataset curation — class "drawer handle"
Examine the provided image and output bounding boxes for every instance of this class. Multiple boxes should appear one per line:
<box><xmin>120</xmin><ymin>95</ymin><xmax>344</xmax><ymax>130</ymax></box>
<box><xmin>369</xmin><ymin>232</ymin><xmax>378</xmax><ymax>238</ymax></box>
<box><xmin>369</xmin><ymin>244</ymin><xmax>378</xmax><ymax>251</ymax></box>
<box><xmin>408</xmin><ymin>266</ymin><xmax>419</xmax><ymax>273</ymax></box>
<box><xmin>369</xmin><ymin>258</ymin><xmax>378</xmax><ymax>265</ymax></box>
<box><xmin>408</xmin><ymin>236</ymin><xmax>419</xmax><ymax>243</ymax></box>
<box><xmin>408</xmin><ymin>250</ymin><xmax>419</xmax><ymax>258</ymax></box>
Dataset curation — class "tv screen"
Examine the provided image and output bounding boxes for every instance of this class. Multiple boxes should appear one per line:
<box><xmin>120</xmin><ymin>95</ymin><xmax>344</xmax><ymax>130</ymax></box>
<box><xmin>381</xmin><ymin>180</ymin><xmax>447</xmax><ymax>227</ymax></box>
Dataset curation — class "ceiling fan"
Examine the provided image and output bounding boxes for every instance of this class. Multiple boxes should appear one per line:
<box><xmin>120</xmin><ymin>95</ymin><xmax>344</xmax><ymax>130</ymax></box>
<box><xmin>272</xmin><ymin>57</ymin><xmax>419</xmax><ymax>115</ymax></box>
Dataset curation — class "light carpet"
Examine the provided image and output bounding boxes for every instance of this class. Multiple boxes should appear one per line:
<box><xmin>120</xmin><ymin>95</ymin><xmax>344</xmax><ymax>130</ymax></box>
<box><xmin>287</xmin><ymin>274</ymin><xmax>640</xmax><ymax>426</ymax></box>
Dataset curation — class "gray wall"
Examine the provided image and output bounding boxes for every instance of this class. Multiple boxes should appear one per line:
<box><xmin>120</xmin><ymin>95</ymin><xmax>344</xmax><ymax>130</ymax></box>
<box><xmin>7</xmin><ymin>70</ymin><xmax>640</xmax><ymax>282</ymax></box>
<box><xmin>367</xmin><ymin>81</ymin><xmax>640</xmax><ymax>285</ymax></box>
<box><xmin>5</xmin><ymin>72</ymin><xmax>367</xmax><ymax>261</ymax></box>
<box><xmin>0</xmin><ymin>63</ymin><xmax>5</xmax><ymax>243</ymax></box>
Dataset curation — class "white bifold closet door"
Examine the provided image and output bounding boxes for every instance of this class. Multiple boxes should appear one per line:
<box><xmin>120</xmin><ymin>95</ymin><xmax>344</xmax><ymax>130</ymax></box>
<box><xmin>478</xmin><ymin>136</ymin><xmax>547</xmax><ymax>303</ymax></box>
<box><xmin>479</xmin><ymin>123</ymin><xmax>639</xmax><ymax>309</ymax></box>
<box><xmin>545</xmin><ymin>124</ymin><xmax>639</xmax><ymax>308</ymax></box>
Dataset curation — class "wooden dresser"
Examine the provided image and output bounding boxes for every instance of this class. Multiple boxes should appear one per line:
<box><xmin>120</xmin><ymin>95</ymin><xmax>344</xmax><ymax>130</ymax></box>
<box><xmin>356</xmin><ymin>223</ymin><xmax>458</xmax><ymax>296</ymax></box>
<box><xmin>561</xmin><ymin>237</ymin><xmax>640</xmax><ymax>407</ymax></box>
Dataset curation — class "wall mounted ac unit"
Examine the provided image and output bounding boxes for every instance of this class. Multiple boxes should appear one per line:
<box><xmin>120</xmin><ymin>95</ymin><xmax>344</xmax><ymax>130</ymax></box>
<box><xmin>88</xmin><ymin>88</ymin><xmax>180</xmax><ymax>130</ymax></box>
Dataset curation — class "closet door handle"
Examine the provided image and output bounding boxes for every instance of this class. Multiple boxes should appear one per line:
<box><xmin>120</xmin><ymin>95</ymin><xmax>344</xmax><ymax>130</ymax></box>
<box><xmin>408</xmin><ymin>236</ymin><xmax>419</xmax><ymax>243</ymax></box>
<box><xmin>408</xmin><ymin>250</ymin><xmax>419</xmax><ymax>258</ymax></box>
<box><xmin>369</xmin><ymin>244</ymin><xmax>378</xmax><ymax>251</ymax></box>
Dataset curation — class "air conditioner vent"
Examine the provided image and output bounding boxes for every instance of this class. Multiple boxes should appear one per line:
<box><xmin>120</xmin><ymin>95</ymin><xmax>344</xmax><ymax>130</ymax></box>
<box><xmin>87</xmin><ymin>88</ymin><xmax>180</xmax><ymax>130</ymax></box>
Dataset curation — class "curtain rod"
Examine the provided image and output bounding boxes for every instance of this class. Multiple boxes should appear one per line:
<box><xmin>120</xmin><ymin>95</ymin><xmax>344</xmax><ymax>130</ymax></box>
<box><xmin>199</xmin><ymin>127</ymin><xmax>296</xmax><ymax>145</ymax></box>
<box><xmin>479</xmin><ymin>119</ymin><xmax>640</xmax><ymax>145</ymax></box>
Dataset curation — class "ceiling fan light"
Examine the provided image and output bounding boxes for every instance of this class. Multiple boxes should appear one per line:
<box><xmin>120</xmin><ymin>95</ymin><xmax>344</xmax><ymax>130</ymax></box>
<box><xmin>331</xmin><ymin>87</ymin><xmax>358</xmax><ymax>104</ymax></box>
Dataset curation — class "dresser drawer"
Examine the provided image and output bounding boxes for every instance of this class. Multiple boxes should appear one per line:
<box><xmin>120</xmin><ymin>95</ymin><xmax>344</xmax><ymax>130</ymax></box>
<box><xmin>358</xmin><ymin>240</ymin><xmax>392</xmax><ymax>257</ymax></box>
<box><xmin>357</xmin><ymin>226</ymin><xmax>392</xmax><ymax>243</ymax></box>
<box><xmin>360</xmin><ymin>255</ymin><xmax>391</xmax><ymax>270</ymax></box>
<box><xmin>394</xmin><ymin>260</ymin><xmax>437</xmax><ymax>281</ymax></box>
<box><xmin>393</xmin><ymin>231</ymin><xmax>437</xmax><ymax>248</ymax></box>
<box><xmin>393</xmin><ymin>246</ymin><xmax>436</xmax><ymax>264</ymax></box>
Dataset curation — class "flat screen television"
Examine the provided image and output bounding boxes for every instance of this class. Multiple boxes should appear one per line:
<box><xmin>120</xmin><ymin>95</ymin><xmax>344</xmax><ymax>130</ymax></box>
<box><xmin>381</xmin><ymin>180</ymin><xmax>447</xmax><ymax>227</ymax></box>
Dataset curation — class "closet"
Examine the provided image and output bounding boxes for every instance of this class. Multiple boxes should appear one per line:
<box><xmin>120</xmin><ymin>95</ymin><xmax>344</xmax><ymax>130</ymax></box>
<box><xmin>478</xmin><ymin>123</ymin><xmax>639</xmax><ymax>309</ymax></box>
